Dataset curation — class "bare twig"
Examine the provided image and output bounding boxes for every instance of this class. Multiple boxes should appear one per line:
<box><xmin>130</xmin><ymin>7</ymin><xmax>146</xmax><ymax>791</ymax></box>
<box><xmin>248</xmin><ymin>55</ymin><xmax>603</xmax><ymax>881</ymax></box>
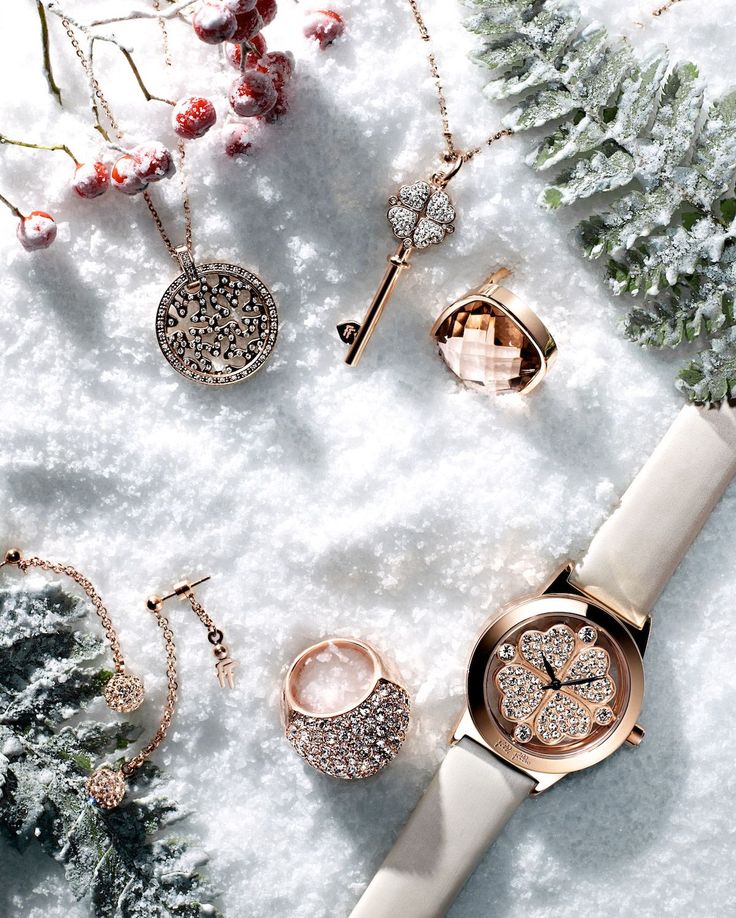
<box><xmin>88</xmin><ymin>0</ymin><xmax>198</xmax><ymax>27</ymax></box>
<box><xmin>0</xmin><ymin>192</ymin><xmax>22</xmax><ymax>218</ymax></box>
<box><xmin>119</xmin><ymin>47</ymin><xmax>175</xmax><ymax>105</ymax></box>
<box><xmin>37</xmin><ymin>1</ymin><xmax>63</xmax><ymax>105</ymax></box>
<box><xmin>0</xmin><ymin>133</ymin><xmax>79</xmax><ymax>164</ymax></box>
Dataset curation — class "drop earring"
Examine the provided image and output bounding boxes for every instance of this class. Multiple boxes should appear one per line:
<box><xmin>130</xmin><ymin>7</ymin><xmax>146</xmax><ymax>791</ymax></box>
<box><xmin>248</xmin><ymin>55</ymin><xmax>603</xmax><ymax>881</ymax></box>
<box><xmin>1</xmin><ymin>548</ymin><xmax>145</xmax><ymax>712</ymax></box>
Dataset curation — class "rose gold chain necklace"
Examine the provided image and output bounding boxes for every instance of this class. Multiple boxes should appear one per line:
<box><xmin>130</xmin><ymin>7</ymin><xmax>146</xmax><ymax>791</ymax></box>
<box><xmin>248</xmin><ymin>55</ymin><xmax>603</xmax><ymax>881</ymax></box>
<box><xmin>61</xmin><ymin>7</ymin><xmax>279</xmax><ymax>387</ymax></box>
<box><xmin>336</xmin><ymin>0</ymin><xmax>513</xmax><ymax>366</ymax></box>
<box><xmin>2</xmin><ymin>548</ymin><xmax>235</xmax><ymax>809</ymax></box>
<box><xmin>406</xmin><ymin>0</ymin><xmax>512</xmax><ymax>164</ymax></box>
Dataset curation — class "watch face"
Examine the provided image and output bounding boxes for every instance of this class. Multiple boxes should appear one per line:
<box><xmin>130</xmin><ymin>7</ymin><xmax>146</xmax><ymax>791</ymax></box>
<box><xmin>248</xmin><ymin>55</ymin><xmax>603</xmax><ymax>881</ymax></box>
<box><xmin>466</xmin><ymin>594</ymin><xmax>645</xmax><ymax>774</ymax></box>
<box><xmin>486</xmin><ymin>612</ymin><xmax>628</xmax><ymax>756</ymax></box>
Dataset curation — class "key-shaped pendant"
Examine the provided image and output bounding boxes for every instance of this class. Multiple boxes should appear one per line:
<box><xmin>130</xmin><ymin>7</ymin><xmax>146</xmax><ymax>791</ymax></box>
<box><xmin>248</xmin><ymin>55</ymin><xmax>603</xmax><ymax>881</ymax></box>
<box><xmin>337</xmin><ymin>158</ymin><xmax>461</xmax><ymax>366</ymax></box>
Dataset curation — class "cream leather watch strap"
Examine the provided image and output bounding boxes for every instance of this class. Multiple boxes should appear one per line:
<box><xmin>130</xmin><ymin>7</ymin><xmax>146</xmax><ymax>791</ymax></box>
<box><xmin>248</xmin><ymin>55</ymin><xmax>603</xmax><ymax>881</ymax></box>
<box><xmin>570</xmin><ymin>404</ymin><xmax>736</xmax><ymax>629</ymax></box>
<box><xmin>349</xmin><ymin>738</ymin><xmax>534</xmax><ymax>918</ymax></box>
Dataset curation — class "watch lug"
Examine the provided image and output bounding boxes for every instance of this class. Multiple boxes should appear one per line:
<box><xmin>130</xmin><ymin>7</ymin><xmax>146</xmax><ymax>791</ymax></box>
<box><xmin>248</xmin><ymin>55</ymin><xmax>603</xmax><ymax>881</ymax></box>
<box><xmin>542</xmin><ymin>562</ymin><xmax>651</xmax><ymax>657</ymax></box>
<box><xmin>451</xmin><ymin>709</ymin><xmax>566</xmax><ymax>795</ymax></box>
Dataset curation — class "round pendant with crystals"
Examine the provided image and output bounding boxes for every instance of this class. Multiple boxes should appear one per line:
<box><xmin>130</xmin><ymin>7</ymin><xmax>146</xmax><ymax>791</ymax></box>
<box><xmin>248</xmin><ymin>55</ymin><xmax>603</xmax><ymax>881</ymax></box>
<box><xmin>156</xmin><ymin>262</ymin><xmax>278</xmax><ymax>385</ymax></box>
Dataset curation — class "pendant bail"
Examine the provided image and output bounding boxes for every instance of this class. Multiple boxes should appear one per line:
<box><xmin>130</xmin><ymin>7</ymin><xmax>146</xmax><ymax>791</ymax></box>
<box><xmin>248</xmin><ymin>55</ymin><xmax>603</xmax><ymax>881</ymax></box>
<box><xmin>433</xmin><ymin>154</ymin><xmax>463</xmax><ymax>188</ymax></box>
<box><xmin>175</xmin><ymin>245</ymin><xmax>201</xmax><ymax>293</ymax></box>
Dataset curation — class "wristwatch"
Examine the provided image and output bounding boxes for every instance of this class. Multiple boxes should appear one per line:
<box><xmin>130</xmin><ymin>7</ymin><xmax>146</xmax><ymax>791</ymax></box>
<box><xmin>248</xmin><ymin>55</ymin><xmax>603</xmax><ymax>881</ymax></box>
<box><xmin>349</xmin><ymin>403</ymin><xmax>736</xmax><ymax>918</ymax></box>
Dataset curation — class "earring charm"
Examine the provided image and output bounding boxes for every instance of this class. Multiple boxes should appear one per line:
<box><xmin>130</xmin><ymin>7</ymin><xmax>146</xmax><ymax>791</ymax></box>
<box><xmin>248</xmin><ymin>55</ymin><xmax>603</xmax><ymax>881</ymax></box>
<box><xmin>431</xmin><ymin>268</ymin><xmax>557</xmax><ymax>394</ymax></box>
<box><xmin>282</xmin><ymin>638</ymin><xmax>411</xmax><ymax>780</ymax></box>
<box><xmin>2</xmin><ymin>549</ymin><xmax>145</xmax><ymax>713</ymax></box>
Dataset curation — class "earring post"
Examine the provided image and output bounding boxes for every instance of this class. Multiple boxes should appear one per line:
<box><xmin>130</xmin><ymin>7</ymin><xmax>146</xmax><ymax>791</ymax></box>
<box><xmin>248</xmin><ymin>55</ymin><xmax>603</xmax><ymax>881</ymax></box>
<box><xmin>161</xmin><ymin>575</ymin><xmax>211</xmax><ymax>603</ymax></box>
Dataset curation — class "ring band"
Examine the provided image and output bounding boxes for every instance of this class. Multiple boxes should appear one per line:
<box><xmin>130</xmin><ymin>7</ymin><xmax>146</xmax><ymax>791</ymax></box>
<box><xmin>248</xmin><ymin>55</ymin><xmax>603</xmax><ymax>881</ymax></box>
<box><xmin>282</xmin><ymin>638</ymin><xmax>411</xmax><ymax>780</ymax></box>
<box><xmin>431</xmin><ymin>268</ymin><xmax>557</xmax><ymax>395</ymax></box>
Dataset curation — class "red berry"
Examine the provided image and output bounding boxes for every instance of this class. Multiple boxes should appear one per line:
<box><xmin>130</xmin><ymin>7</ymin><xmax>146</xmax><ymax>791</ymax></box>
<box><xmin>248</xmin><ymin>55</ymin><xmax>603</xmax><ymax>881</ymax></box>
<box><xmin>255</xmin><ymin>0</ymin><xmax>277</xmax><ymax>27</ymax></box>
<box><xmin>304</xmin><ymin>9</ymin><xmax>344</xmax><ymax>48</ymax></box>
<box><xmin>261</xmin><ymin>51</ymin><xmax>294</xmax><ymax>89</ymax></box>
<box><xmin>223</xmin><ymin>0</ymin><xmax>256</xmax><ymax>12</ymax></box>
<box><xmin>73</xmin><ymin>161</ymin><xmax>110</xmax><ymax>199</ymax></box>
<box><xmin>172</xmin><ymin>97</ymin><xmax>217</xmax><ymax>139</ymax></box>
<box><xmin>17</xmin><ymin>211</ymin><xmax>57</xmax><ymax>251</ymax></box>
<box><xmin>231</xmin><ymin>8</ymin><xmax>263</xmax><ymax>41</ymax></box>
<box><xmin>225</xmin><ymin>32</ymin><xmax>267</xmax><ymax>69</ymax></box>
<box><xmin>132</xmin><ymin>141</ymin><xmax>175</xmax><ymax>182</ymax></box>
<box><xmin>224</xmin><ymin>123</ymin><xmax>253</xmax><ymax>157</ymax></box>
<box><xmin>229</xmin><ymin>72</ymin><xmax>277</xmax><ymax>117</ymax></box>
<box><xmin>260</xmin><ymin>87</ymin><xmax>289</xmax><ymax>122</ymax></box>
<box><xmin>192</xmin><ymin>2</ymin><xmax>237</xmax><ymax>44</ymax></box>
<box><xmin>111</xmin><ymin>155</ymin><xmax>149</xmax><ymax>195</ymax></box>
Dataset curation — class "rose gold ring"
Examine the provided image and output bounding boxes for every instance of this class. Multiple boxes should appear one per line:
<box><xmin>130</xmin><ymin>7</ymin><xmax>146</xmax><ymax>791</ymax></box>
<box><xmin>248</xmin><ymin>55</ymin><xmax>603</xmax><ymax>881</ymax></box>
<box><xmin>431</xmin><ymin>267</ymin><xmax>557</xmax><ymax>395</ymax></box>
<box><xmin>281</xmin><ymin>637</ymin><xmax>411</xmax><ymax>780</ymax></box>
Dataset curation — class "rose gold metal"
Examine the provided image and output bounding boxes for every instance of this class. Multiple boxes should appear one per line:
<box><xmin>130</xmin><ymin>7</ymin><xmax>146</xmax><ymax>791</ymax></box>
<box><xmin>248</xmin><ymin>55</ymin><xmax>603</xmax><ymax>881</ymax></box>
<box><xmin>626</xmin><ymin>723</ymin><xmax>646</xmax><ymax>746</ymax></box>
<box><xmin>340</xmin><ymin>243</ymin><xmax>413</xmax><ymax>366</ymax></box>
<box><xmin>431</xmin><ymin>269</ymin><xmax>557</xmax><ymax>395</ymax></box>
<box><xmin>457</xmin><ymin>592</ymin><xmax>645</xmax><ymax>786</ymax></box>
<box><xmin>281</xmin><ymin>637</ymin><xmax>411</xmax><ymax>779</ymax></box>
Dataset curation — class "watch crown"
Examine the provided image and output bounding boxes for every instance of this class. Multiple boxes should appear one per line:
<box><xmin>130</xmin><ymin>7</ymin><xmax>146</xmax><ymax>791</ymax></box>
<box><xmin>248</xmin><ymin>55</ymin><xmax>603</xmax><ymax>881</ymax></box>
<box><xmin>625</xmin><ymin>723</ymin><xmax>646</xmax><ymax>747</ymax></box>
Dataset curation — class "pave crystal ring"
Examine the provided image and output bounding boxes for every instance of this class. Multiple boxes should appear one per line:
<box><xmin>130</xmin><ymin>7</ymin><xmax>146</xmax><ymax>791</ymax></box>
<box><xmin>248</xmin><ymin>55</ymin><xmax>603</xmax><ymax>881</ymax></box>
<box><xmin>430</xmin><ymin>268</ymin><xmax>557</xmax><ymax>395</ymax></box>
<box><xmin>281</xmin><ymin>638</ymin><xmax>411</xmax><ymax>780</ymax></box>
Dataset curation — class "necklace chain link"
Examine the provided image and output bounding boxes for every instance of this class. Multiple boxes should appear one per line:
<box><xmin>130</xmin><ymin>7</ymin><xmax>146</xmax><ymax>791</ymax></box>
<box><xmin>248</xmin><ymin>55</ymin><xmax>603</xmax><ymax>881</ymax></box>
<box><xmin>406</xmin><ymin>0</ymin><xmax>512</xmax><ymax>165</ymax></box>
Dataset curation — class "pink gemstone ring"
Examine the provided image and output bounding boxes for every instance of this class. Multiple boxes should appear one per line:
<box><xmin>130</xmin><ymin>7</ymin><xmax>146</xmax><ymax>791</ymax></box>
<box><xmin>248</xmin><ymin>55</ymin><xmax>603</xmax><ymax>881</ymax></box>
<box><xmin>281</xmin><ymin>638</ymin><xmax>411</xmax><ymax>780</ymax></box>
<box><xmin>431</xmin><ymin>268</ymin><xmax>557</xmax><ymax>395</ymax></box>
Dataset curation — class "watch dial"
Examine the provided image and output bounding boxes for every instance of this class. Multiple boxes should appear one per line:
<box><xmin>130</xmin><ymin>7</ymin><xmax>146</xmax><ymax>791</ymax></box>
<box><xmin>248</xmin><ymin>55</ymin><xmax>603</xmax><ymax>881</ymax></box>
<box><xmin>485</xmin><ymin>613</ymin><xmax>630</xmax><ymax>756</ymax></box>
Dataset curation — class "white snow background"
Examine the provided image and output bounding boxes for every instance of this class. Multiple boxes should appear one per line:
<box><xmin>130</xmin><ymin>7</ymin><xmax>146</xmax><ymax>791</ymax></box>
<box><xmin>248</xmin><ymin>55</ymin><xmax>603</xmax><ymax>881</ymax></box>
<box><xmin>1</xmin><ymin>1</ymin><xmax>735</xmax><ymax>916</ymax></box>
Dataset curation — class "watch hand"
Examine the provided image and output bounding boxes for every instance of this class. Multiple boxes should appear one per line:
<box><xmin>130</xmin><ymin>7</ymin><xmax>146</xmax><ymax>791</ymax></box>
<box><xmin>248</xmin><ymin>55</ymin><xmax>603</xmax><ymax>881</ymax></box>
<box><xmin>540</xmin><ymin>652</ymin><xmax>556</xmax><ymax>682</ymax></box>
<box><xmin>556</xmin><ymin>675</ymin><xmax>607</xmax><ymax>688</ymax></box>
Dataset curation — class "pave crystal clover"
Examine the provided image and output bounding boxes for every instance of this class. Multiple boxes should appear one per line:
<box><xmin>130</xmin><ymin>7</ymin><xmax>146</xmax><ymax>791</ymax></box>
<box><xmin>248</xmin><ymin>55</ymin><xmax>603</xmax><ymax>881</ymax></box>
<box><xmin>104</xmin><ymin>672</ymin><xmax>145</xmax><ymax>713</ymax></box>
<box><xmin>86</xmin><ymin>767</ymin><xmax>126</xmax><ymax>809</ymax></box>
<box><xmin>286</xmin><ymin>679</ymin><xmax>410</xmax><ymax>780</ymax></box>
<box><xmin>387</xmin><ymin>178</ymin><xmax>456</xmax><ymax>249</ymax></box>
<box><xmin>156</xmin><ymin>264</ymin><xmax>278</xmax><ymax>385</ymax></box>
<box><xmin>495</xmin><ymin>624</ymin><xmax>617</xmax><ymax>746</ymax></box>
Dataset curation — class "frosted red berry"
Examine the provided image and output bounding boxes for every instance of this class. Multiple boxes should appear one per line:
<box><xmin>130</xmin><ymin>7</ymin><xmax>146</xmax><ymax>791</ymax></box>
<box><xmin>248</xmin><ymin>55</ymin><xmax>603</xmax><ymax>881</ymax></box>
<box><xmin>229</xmin><ymin>72</ymin><xmax>277</xmax><ymax>117</ymax></box>
<box><xmin>304</xmin><ymin>10</ymin><xmax>345</xmax><ymax>48</ymax></box>
<box><xmin>225</xmin><ymin>32</ymin><xmax>267</xmax><ymax>69</ymax></box>
<box><xmin>224</xmin><ymin>123</ymin><xmax>253</xmax><ymax>157</ymax></box>
<box><xmin>132</xmin><ymin>142</ymin><xmax>175</xmax><ymax>182</ymax></box>
<box><xmin>223</xmin><ymin>0</ymin><xmax>256</xmax><ymax>12</ymax></box>
<box><xmin>260</xmin><ymin>87</ymin><xmax>289</xmax><ymax>122</ymax></box>
<box><xmin>261</xmin><ymin>51</ymin><xmax>294</xmax><ymax>89</ymax></box>
<box><xmin>17</xmin><ymin>211</ymin><xmax>57</xmax><ymax>251</ymax></box>
<box><xmin>192</xmin><ymin>2</ymin><xmax>237</xmax><ymax>44</ymax></box>
<box><xmin>172</xmin><ymin>97</ymin><xmax>217</xmax><ymax>139</ymax></box>
<box><xmin>231</xmin><ymin>8</ymin><xmax>263</xmax><ymax>41</ymax></box>
<box><xmin>255</xmin><ymin>0</ymin><xmax>277</xmax><ymax>27</ymax></box>
<box><xmin>73</xmin><ymin>161</ymin><xmax>110</xmax><ymax>199</ymax></box>
<box><xmin>111</xmin><ymin>155</ymin><xmax>149</xmax><ymax>195</ymax></box>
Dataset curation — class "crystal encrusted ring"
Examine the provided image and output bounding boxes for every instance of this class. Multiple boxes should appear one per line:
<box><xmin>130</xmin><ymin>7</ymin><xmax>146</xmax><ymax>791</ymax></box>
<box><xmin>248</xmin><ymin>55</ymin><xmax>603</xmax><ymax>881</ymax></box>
<box><xmin>281</xmin><ymin>638</ymin><xmax>411</xmax><ymax>780</ymax></box>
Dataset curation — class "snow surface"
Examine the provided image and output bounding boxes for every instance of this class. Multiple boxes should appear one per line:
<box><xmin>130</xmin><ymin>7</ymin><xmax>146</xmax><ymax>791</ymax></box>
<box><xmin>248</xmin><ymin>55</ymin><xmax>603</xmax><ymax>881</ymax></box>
<box><xmin>1</xmin><ymin>1</ymin><xmax>735</xmax><ymax>916</ymax></box>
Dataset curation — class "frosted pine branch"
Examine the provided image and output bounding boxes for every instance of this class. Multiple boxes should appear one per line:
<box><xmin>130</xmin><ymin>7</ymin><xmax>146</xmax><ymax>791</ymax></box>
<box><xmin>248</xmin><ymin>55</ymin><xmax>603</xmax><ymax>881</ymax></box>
<box><xmin>466</xmin><ymin>0</ymin><xmax>736</xmax><ymax>404</ymax></box>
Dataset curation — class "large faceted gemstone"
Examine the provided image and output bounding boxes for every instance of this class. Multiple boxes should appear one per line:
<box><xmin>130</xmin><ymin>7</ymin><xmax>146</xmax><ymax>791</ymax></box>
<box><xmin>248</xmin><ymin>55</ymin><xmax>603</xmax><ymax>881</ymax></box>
<box><xmin>433</xmin><ymin>301</ymin><xmax>543</xmax><ymax>394</ymax></box>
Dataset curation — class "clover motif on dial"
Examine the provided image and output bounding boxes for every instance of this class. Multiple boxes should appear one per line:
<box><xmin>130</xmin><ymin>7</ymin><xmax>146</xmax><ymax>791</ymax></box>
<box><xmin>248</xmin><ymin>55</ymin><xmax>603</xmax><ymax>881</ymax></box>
<box><xmin>387</xmin><ymin>179</ymin><xmax>456</xmax><ymax>249</ymax></box>
<box><xmin>495</xmin><ymin>624</ymin><xmax>616</xmax><ymax>746</ymax></box>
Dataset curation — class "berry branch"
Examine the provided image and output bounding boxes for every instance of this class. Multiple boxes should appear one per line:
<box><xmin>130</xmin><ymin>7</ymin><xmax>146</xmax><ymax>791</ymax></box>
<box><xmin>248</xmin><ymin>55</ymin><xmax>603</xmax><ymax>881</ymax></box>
<box><xmin>118</xmin><ymin>47</ymin><xmax>175</xmax><ymax>105</ymax></box>
<box><xmin>36</xmin><ymin>0</ymin><xmax>62</xmax><ymax>105</ymax></box>
<box><xmin>0</xmin><ymin>133</ymin><xmax>79</xmax><ymax>165</ymax></box>
<box><xmin>0</xmin><ymin>192</ymin><xmax>22</xmax><ymax>218</ymax></box>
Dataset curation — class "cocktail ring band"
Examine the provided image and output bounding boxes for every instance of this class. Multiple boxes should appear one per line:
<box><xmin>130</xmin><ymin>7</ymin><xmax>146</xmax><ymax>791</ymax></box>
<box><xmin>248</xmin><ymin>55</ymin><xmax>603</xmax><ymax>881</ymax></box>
<box><xmin>281</xmin><ymin>637</ymin><xmax>411</xmax><ymax>780</ymax></box>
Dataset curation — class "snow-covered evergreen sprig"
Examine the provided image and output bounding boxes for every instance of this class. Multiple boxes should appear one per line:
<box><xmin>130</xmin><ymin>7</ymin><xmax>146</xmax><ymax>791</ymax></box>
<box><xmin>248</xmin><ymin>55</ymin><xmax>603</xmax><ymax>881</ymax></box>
<box><xmin>0</xmin><ymin>584</ymin><xmax>221</xmax><ymax>918</ymax></box>
<box><xmin>465</xmin><ymin>0</ymin><xmax>736</xmax><ymax>404</ymax></box>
